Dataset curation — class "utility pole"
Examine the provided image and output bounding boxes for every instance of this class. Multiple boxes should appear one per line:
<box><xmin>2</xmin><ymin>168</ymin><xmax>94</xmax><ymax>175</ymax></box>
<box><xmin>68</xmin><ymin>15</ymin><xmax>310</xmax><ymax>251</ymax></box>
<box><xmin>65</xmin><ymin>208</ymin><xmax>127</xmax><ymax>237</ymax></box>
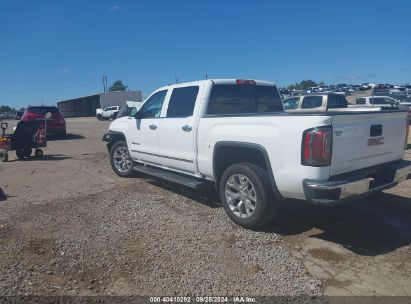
<box><xmin>102</xmin><ymin>75</ymin><xmax>108</xmax><ymax>92</ymax></box>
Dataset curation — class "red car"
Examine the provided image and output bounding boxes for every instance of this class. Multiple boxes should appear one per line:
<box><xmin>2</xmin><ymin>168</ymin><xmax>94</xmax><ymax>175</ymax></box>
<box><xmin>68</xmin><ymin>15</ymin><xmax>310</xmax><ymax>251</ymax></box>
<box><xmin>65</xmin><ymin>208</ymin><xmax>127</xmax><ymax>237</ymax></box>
<box><xmin>21</xmin><ymin>106</ymin><xmax>66</xmax><ymax>137</ymax></box>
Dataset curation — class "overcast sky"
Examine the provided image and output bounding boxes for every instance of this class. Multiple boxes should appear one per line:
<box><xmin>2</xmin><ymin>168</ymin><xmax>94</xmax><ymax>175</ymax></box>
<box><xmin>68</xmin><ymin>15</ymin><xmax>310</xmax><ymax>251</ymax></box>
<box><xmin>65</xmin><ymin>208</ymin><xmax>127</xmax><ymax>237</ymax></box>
<box><xmin>0</xmin><ymin>0</ymin><xmax>410</xmax><ymax>108</ymax></box>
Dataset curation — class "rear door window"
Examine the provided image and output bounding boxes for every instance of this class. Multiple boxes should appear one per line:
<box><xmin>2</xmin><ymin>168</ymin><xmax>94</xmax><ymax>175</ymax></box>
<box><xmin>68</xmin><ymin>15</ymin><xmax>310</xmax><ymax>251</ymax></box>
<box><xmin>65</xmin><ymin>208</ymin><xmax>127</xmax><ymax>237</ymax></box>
<box><xmin>206</xmin><ymin>84</ymin><xmax>283</xmax><ymax>115</ymax></box>
<box><xmin>166</xmin><ymin>86</ymin><xmax>199</xmax><ymax>118</ymax></box>
<box><xmin>301</xmin><ymin>96</ymin><xmax>323</xmax><ymax>109</ymax></box>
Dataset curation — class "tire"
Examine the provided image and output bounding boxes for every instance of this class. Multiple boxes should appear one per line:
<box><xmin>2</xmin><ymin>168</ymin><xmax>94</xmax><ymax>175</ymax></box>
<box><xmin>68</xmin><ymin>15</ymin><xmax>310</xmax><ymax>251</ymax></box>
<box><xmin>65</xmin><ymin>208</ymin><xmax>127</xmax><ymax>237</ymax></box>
<box><xmin>16</xmin><ymin>149</ymin><xmax>25</xmax><ymax>160</ymax></box>
<box><xmin>24</xmin><ymin>148</ymin><xmax>32</xmax><ymax>157</ymax></box>
<box><xmin>219</xmin><ymin>162</ymin><xmax>278</xmax><ymax>229</ymax></box>
<box><xmin>109</xmin><ymin>141</ymin><xmax>135</xmax><ymax>177</ymax></box>
<box><xmin>0</xmin><ymin>151</ymin><xmax>8</xmax><ymax>162</ymax></box>
<box><xmin>35</xmin><ymin>149</ymin><xmax>43</xmax><ymax>157</ymax></box>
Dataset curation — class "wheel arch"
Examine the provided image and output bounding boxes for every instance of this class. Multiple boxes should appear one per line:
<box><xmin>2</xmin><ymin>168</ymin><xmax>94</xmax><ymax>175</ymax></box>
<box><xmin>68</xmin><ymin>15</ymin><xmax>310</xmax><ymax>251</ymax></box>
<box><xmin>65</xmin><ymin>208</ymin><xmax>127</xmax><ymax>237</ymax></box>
<box><xmin>103</xmin><ymin>131</ymin><xmax>127</xmax><ymax>152</ymax></box>
<box><xmin>212</xmin><ymin>141</ymin><xmax>283</xmax><ymax>200</ymax></box>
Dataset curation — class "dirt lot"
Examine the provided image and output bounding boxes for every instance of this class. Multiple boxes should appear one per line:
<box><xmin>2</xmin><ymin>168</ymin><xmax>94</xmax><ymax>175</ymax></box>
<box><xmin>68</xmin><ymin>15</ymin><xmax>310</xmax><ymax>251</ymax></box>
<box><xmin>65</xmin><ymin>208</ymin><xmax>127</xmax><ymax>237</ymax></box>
<box><xmin>0</xmin><ymin>117</ymin><xmax>410</xmax><ymax>299</ymax></box>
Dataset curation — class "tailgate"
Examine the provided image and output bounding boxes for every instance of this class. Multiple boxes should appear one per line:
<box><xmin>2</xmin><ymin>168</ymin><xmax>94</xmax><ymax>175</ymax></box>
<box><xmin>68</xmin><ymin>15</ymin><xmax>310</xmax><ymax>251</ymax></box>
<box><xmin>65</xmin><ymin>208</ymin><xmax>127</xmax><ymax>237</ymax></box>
<box><xmin>330</xmin><ymin>111</ymin><xmax>407</xmax><ymax>176</ymax></box>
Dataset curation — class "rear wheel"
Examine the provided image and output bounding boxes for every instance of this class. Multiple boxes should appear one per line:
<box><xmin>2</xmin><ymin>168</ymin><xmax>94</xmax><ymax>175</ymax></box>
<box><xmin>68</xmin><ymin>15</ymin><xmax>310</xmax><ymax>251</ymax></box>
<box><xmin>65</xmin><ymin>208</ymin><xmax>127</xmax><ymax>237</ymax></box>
<box><xmin>109</xmin><ymin>141</ymin><xmax>135</xmax><ymax>177</ymax></box>
<box><xmin>220</xmin><ymin>162</ymin><xmax>278</xmax><ymax>229</ymax></box>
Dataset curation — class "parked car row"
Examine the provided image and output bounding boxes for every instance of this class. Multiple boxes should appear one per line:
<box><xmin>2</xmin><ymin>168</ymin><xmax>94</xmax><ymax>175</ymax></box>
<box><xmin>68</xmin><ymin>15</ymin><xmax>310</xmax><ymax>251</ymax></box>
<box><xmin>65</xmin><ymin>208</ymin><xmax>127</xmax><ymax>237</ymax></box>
<box><xmin>0</xmin><ymin>112</ymin><xmax>17</xmax><ymax>119</ymax></box>
<box><xmin>283</xmin><ymin>93</ymin><xmax>411</xmax><ymax>120</ymax></box>
<box><xmin>280</xmin><ymin>82</ymin><xmax>411</xmax><ymax>101</ymax></box>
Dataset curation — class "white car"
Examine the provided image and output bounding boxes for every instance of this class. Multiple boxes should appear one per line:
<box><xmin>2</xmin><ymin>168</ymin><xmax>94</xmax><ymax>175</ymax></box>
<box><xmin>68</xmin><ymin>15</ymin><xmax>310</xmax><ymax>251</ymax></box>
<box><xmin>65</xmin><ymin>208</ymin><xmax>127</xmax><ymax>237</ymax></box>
<box><xmin>103</xmin><ymin>79</ymin><xmax>410</xmax><ymax>229</ymax></box>
<box><xmin>101</xmin><ymin>106</ymin><xmax>121</xmax><ymax>120</ymax></box>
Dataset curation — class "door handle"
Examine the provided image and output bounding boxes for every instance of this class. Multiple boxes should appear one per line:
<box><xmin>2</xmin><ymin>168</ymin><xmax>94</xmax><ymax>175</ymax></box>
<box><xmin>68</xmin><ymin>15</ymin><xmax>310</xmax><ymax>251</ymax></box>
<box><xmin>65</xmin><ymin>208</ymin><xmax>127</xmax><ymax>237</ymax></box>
<box><xmin>149</xmin><ymin>124</ymin><xmax>157</xmax><ymax>130</ymax></box>
<box><xmin>182</xmin><ymin>125</ymin><xmax>192</xmax><ymax>132</ymax></box>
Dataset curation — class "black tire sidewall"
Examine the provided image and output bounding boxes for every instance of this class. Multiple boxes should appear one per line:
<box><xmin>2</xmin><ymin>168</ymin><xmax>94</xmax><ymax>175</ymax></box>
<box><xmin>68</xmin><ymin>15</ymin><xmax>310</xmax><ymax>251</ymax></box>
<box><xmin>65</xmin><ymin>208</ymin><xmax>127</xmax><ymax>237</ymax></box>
<box><xmin>109</xmin><ymin>141</ymin><xmax>134</xmax><ymax>177</ymax></box>
<box><xmin>220</xmin><ymin>162</ymin><xmax>276</xmax><ymax>229</ymax></box>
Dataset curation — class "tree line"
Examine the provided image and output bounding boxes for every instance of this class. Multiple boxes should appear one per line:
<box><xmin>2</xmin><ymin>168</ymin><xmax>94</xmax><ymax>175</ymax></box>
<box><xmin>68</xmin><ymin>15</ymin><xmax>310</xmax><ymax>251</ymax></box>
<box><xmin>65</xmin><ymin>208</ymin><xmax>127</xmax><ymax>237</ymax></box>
<box><xmin>0</xmin><ymin>105</ymin><xmax>18</xmax><ymax>113</ymax></box>
<box><xmin>283</xmin><ymin>80</ymin><xmax>325</xmax><ymax>91</ymax></box>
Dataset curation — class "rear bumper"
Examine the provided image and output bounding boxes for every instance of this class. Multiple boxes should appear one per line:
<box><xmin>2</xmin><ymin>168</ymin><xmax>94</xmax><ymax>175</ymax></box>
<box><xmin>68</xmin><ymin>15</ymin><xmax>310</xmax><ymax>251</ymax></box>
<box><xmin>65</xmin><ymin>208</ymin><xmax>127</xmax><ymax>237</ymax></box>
<box><xmin>304</xmin><ymin>160</ymin><xmax>411</xmax><ymax>206</ymax></box>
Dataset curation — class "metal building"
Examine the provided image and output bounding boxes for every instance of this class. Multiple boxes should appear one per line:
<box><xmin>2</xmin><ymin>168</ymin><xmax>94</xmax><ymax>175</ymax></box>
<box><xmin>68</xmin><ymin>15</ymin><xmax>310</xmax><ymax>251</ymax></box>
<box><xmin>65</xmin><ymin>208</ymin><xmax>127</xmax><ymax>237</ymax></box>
<box><xmin>57</xmin><ymin>91</ymin><xmax>143</xmax><ymax>118</ymax></box>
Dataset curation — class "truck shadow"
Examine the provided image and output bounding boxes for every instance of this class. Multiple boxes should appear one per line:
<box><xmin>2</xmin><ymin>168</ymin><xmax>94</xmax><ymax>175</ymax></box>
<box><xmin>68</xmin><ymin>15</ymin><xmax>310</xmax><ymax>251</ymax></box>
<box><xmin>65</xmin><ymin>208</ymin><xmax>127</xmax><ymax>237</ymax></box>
<box><xmin>142</xmin><ymin>177</ymin><xmax>411</xmax><ymax>256</ymax></box>
<box><xmin>147</xmin><ymin>180</ymin><xmax>221</xmax><ymax>209</ymax></box>
<box><xmin>6</xmin><ymin>154</ymin><xmax>72</xmax><ymax>162</ymax></box>
<box><xmin>270</xmin><ymin>193</ymin><xmax>411</xmax><ymax>256</ymax></box>
<box><xmin>47</xmin><ymin>134</ymin><xmax>85</xmax><ymax>141</ymax></box>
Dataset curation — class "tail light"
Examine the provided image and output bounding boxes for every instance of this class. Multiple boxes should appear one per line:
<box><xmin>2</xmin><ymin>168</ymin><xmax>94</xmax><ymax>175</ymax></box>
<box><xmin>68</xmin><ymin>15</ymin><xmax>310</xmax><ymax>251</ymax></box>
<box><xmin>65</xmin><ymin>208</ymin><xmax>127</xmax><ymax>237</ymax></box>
<box><xmin>302</xmin><ymin>126</ymin><xmax>333</xmax><ymax>166</ymax></box>
<box><xmin>405</xmin><ymin>120</ymin><xmax>410</xmax><ymax>149</ymax></box>
<box><xmin>236</xmin><ymin>79</ymin><xmax>256</xmax><ymax>85</ymax></box>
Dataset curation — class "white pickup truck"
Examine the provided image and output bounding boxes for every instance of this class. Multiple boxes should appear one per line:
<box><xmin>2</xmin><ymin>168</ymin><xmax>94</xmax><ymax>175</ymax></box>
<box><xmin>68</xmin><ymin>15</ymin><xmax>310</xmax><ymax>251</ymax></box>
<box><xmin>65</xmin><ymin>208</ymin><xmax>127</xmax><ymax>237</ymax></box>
<box><xmin>103</xmin><ymin>79</ymin><xmax>411</xmax><ymax>229</ymax></box>
<box><xmin>97</xmin><ymin>106</ymin><xmax>121</xmax><ymax>120</ymax></box>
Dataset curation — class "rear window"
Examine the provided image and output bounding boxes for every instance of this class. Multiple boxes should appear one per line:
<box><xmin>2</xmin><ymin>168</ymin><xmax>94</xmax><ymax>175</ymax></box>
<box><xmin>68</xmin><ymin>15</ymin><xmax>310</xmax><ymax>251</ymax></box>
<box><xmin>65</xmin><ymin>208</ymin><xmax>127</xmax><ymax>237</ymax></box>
<box><xmin>283</xmin><ymin>97</ymin><xmax>300</xmax><ymax>110</ymax></box>
<box><xmin>328</xmin><ymin>95</ymin><xmax>348</xmax><ymax>109</ymax></box>
<box><xmin>206</xmin><ymin>84</ymin><xmax>283</xmax><ymax>115</ymax></box>
<box><xmin>27</xmin><ymin>107</ymin><xmax>59</xmax><ymax>114</ymax></box>
<box><xmin>356</xmin><ymin>98</ymin><xmax>366</xmax><ymax>105</ymax></box>
<box><xmin>301</xmin><ymin>96</ymin><xmax>323</xmax><ymax>109</ymax></box>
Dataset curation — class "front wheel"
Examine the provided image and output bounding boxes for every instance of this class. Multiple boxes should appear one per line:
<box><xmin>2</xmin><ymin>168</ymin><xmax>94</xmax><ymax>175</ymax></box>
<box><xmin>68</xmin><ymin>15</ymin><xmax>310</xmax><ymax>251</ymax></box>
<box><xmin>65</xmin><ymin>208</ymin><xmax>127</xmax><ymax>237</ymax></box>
<box><xmin>220</xmin><ymin>162</ymin><xmax>278</xmax><ymax>229</ymax></box>
<box><xmin>109</xmin><ymin>141</ymin><xmax>135</xmax><ymax>177</ymax></box>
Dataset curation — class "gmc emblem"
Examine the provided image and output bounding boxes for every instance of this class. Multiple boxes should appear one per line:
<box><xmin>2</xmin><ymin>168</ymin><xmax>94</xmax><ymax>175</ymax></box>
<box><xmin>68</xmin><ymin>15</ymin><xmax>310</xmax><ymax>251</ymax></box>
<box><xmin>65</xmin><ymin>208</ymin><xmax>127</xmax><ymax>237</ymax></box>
<box><xmin>368</xmin><ymin>137</ymin><xmax>384</xmax><ymax>146</ymax></box>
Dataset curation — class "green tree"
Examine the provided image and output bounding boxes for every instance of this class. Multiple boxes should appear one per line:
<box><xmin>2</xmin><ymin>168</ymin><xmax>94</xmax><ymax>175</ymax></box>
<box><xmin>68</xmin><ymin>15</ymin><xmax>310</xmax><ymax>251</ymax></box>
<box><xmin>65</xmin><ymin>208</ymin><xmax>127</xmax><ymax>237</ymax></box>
<box><xmin>286</xmin><ymin>80</ymin><xmax>318</xmax><ymax>90</ymax></box>
<box><xmin>0</xmin><ymin>105</ymin><xmax>17</xmax><ymax>113</ymax></box>
<box><xmin>108</xmin><ymin>80</ymin><xmax>128</xmax><ymax>92</ymax></box>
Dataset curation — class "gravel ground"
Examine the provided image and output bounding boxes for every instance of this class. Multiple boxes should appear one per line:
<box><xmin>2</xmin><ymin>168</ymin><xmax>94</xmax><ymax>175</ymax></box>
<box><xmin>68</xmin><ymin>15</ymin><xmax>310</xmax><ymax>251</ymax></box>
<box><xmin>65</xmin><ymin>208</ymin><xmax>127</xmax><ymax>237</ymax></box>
<box><xmin>0</xmin><ymin>184</ymin><xmax>320</xmax><ymax>297</ymax></box>
<box><xmin>0</xmin><ymin>117</ymin><xmax>410</xmax><ymax>300</ymax></box>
